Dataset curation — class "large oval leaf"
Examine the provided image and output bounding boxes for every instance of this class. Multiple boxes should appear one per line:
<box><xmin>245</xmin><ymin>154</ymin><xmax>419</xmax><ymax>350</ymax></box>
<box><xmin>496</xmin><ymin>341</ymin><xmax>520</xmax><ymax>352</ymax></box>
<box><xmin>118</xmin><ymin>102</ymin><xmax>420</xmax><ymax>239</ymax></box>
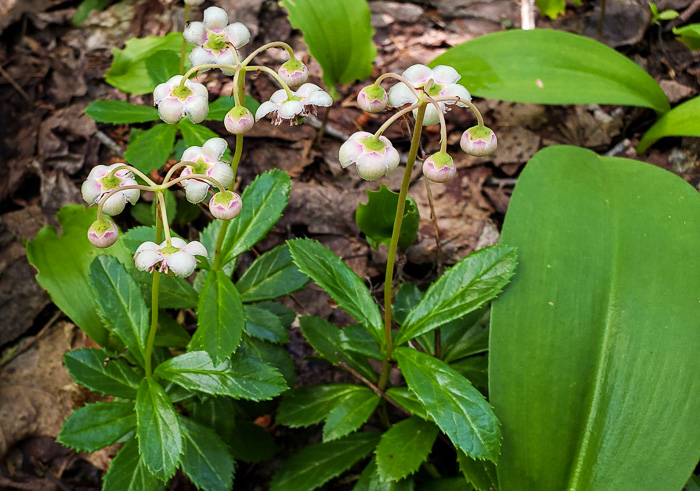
<box><xmin>431</xmin><ymin>29</ymin><xmax>670</xmax><ymax>113</ymax></box>
<box><xmin>490</xmin><ymin>146</ymin><xmax>700</xmax><ymax>490</ymax></box>
<box><xmin>637</xmin><ymin>95</ymin><xmax>700</xmax><ymax>152</ymax></box>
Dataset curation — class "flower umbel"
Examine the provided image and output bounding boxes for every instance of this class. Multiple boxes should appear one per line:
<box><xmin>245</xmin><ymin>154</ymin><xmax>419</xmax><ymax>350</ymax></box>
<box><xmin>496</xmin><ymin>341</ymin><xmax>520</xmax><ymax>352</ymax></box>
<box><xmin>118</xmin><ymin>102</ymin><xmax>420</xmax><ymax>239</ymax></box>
<box><xmin>154</xmin><ymin>75</ymin><xmax>209</xmax><ymax>124</ymax></box>
<box><xmin>134</xmin><ymin>237</ymin><xmax>208</xmax><ymax>277</ymax></box>
<box><xmin>339</xmin><ymin>131</ymin><xmax>400</xmax><ymax>181</ymax></box>
<box><xmin>180</xmin><ymin>138</ymin><xmax>233</xmax><ymax>203</ymax></box>
<box><xmin>255</xmin><ymin>83</ymin><xmax>332</xmax><ymax>125</ymax></box>
<box><xmin>81</xmin><ymin>163</ymin><xmax>140</xmax><ymax>216</ymax></box>
<box><xmin>184</xmin><ymin>6</ymin><xmax>250</xmax><ymax>75</ymax></box>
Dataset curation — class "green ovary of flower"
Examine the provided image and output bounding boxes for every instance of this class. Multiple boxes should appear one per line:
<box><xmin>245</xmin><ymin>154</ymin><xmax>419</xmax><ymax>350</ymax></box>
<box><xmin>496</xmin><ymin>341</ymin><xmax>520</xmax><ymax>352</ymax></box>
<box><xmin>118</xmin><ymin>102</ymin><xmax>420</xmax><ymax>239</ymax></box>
<box><xmin>431</xmin><ymin>152</ymin><xmax>453</xmax><ymax>169</ymax></box>
<box><xmin>191</xmin><ymin>159</ymin><xmax>209</xmax><ymax>175</ymax></box>
<box><xmin>204</xmin><ymin>31</ymin><xmax>228</xmax><ymax>52</ymax></box>
<box><xmin>171</xmin><ymin>85</ymin><xmax>194</xmax><ymax>101</ymax></box>
<box><xmin>92</xmin><ymin>220</ymin><xmax>114</xmax><ymax>233</ymax></box>
<box><xmin>360</xmin><ymin>137</ymin><xmax>388</xmax><ymax>152</ymax></box>
<box><xmin>213</xmin><ymin>190</ymin><xmax>235</xmax><ymax>204</ymax></box>
<box><xmin>469</xmin><ymin>126</ymin><xmax>493</xmax><ymax>140</ymax></box>
<box><xmin>101</xmin><ymin>175</ymin><xmax>121</xmax><ymax>189</ymax></box>
<box><xmin>160</xmin><ymin>244</ymin><xmax>180</xmax><ymax>255</ymax></box>
<box><xmin>426</xmin><ymin>82</ymin><xmax>443</xmax><ymax>97</ymax></box>
<box><xmin>364</xmin><ymin>85</ymin><xmax>386</xmax><ymax>100</ymax></box>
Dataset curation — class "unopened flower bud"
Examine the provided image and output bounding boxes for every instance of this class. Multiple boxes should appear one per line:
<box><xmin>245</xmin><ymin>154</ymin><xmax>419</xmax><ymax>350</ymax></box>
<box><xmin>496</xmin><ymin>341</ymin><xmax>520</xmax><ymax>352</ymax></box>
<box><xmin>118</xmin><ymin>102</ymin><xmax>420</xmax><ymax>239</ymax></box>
<box><xmin>423</xmin><ymin>152</ymin><xmax>456</xmax><ymax>183</ymax></box>
<box><xmin>357</xmin><ymin>85</ymin><xmax>388</xmax><ymax>113</ymax></box>
<box><xmin>87</xmin><ymin>220</ymin><xmax>119</xmax><ymax>248</ymax></box>
<box><xmin>184</xmin><ymin>0</ymin><xmax>205</xmax><ymax>5</ymax></box>
<box><xmin>339</xmin><ymin>131</ymin><xmax>400</xmax><ymax>181</ymax></box>
<box><xmin>224</xmin><ymin>106</ymin><xmax>255</xmax><ymax>134</ymax></box>
<box><xmin>278</xmin><ymin>59</ymin><xmax>309</xmax><ymax>87</ymax></box>
<box><xmin>209</xmin><ymin>191</ymin><xmax>242</xmax><ymax>220</ymax></box>
<box><xmin>460</xmin><ymin>126</ymin><xmax>497</xmax><ymax>157</ymax></box>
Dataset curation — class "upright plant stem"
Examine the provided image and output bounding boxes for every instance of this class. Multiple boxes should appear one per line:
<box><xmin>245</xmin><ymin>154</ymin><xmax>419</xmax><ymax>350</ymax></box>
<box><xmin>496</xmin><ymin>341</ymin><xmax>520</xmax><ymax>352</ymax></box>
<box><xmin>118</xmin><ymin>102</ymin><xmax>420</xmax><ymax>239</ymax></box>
<box><xmin>145</xmin><ymin>196</ymin><xmax>165</xmax><ymax>377</ymax></box>
<box><xmin>212</xmin><ymin>134</ymin><xmax>244</xmax><ymax>270</ymax></box>
<box><xmin>378</xmin><ymin>103</ymin><xmax>427</xmax><ymax>391</ymax></box>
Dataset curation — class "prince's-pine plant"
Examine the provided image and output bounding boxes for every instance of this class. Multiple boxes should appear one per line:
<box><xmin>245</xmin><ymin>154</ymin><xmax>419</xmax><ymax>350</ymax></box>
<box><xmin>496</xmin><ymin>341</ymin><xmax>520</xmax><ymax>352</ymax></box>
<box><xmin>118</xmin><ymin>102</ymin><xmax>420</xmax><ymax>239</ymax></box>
<box><xmin>271</xmin><ymin>65</ymin><xmax>517</xmax><ymax>490</ymax></box>
<box><xmin>48</xmin><ymin>4</ymin><xmax>334</xmax><ymax>490</ymax></box>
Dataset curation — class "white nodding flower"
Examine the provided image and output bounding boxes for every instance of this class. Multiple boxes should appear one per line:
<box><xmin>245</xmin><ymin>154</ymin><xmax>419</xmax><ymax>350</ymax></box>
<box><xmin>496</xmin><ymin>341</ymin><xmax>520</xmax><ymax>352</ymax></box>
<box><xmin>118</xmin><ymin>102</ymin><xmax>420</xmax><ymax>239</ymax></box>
<box><xmin>388</xmin><ymin>64</ymin><xmax>471</xmax><ymax>126</ymax></box>
<box><xmin>209</xmin><ymin>191</ymin><xmax>242</xmax><ymax>220</ymax></box>
<box><xmin>278</xmin><ymin>59</ymin><xmax>309</xmax><ymax>87</ymax></box>
<box><xmin>81</xmin><ymin>163</ymin><xmax>139</xmax><ymax>216</ymax></box>
<box><xmin>357</xmin><ymin>84</ymin><xmax>388</xmax><ymax>113</ymax></box>
<box><xmin>184</xmin><ymin>0</ymin><xmax>205</xmax><ymax>5</ymax></box>
<box><xmin>154</xmin><ymin>75</ymin><xmax>209</xmax><ymax>124</ymax></box>
<box><xmin>460</xmin><ymin>126</ymin><xmax>497</xmax><ymax>157</ymax></box>
<box><xmin>339</xmin><ymin>131</ymin><xmax>400</xmax><ymax>181</ymax></box>
<box><xmin>224</xmin><ymin>106</ymin><xmax>255</xmax><ymax>134</ymax></box>
<box><xmin>87</xmin><ymin>219</ymin><xmax>119</xmax><ymax>248</ymax></box>
<box><xmin>184</xmin><ymin>6</ymin><xmax>250</xmax><ymax>75</ymax></box>
<box><xmin>255</xmin><ymin>83</ymin><xmax>332</xmax><ymax>125</ymax></box>
<box><xmin>180</xmin><ymin>138</ymin><xmax>234</xmax><ymax>204</ymax></box>
<box><xmin>134</xmin><ymin>237</ymin><xmax>208</xmax><ymax>277</ymax></box>
<box><xmin>423</xmin><ymin>152</ymin><xmax>456</xmax><ymax>183</ymax></box>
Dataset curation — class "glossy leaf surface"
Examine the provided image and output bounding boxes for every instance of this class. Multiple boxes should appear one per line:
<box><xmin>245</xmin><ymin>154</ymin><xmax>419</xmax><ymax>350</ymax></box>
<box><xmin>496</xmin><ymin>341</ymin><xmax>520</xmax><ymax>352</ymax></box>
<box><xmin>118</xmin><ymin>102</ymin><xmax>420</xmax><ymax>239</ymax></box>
<box><xmin>323</xmin><ymin>387</ymin><xmax>380</xmax><ymax>442</ymax></box>
<box><xmin>102</xmin><ymin>439</ymin><xmax>165</xmax><ymax>491</ymax></box>
<box><xmin>124</xmin><ymin>123</ymin><xmax>177</xmax><ymax>173</ymax></box>
<box><xmin>375</xmin><ymin>416</ymin><xmax>439</xmax><ymax>482</ymax></box>
<box><xmin>58</xmin><ymin>402</ymin><xmax>135</xmax><ymax>452</ymax></box>
<box><xmin>64</xmin><ymin>348</ymin><xmax>141</xmax><ymax>398</ymax></box>
<box><xmin>85</xmin><ymin>100</ymin><xmax>159</xmax><ymax>124</ymax></box>
<box><xmin>356</xmin><ymin>184</ymin><xmax>419</xmax><ymax>250</ymax></box>
<box><xmin>179</xmin><ymin>416</ymin><xmax>235</xmax><ymax>491</ymax></box>
<box><xmin>490</xmin><ymin>145</ymin><xmax>700</xmax><ymax>490</ymax></box>
<box><xmin>637</xmin><ymin>95</ymin><xmax>700</xmax><ymax>152</ymax></box>
<box><xmin>277</xmin><ymin>384</ymin><xmax>368</xmax><ymax>428</ymax></box>
<box><xmin>236</xmin><ymin>244</ymin><xmax>309</xmax><ymax>302</ymax></box>
<box><xmin>244</xmin><ymin>305</ymin><xmax>288</xmax><ymax>344</ymax></box>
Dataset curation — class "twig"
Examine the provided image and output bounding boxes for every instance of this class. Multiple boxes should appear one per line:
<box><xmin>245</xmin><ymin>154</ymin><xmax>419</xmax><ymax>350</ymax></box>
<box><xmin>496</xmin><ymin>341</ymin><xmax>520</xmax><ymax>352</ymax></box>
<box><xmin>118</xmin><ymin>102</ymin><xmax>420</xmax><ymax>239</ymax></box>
<box><xmin>596</xmin><ymin>0</ymin><xmax>608</xmax><ymax>40</ymax></box>
<box><xmin>94</xmin><ymin>130</ymin><xmax>125</xmax><ymax>157</ymax></box>
<box><xmin>667</xmin><ymin>0</ymin><xmax>700</xmax><ymax>30</ymax></box>
<box><xmin>337</xmin><ymin>360</ymin><xmax>412</xmax><ymax>417</ymax></box>
<box><xmin>0</xmin><ymin>63</ymin><xmax>30</xmax><ymax>102</ymax></box>
<box><xmin>424</xmin><ymin>179</ymin><xmax>442</xmax><ymax>272</ymax></box>
<box><xmin>521</xmin><ymin>0</ymin><xmax>536</xmax><ymax>30</ymax></box>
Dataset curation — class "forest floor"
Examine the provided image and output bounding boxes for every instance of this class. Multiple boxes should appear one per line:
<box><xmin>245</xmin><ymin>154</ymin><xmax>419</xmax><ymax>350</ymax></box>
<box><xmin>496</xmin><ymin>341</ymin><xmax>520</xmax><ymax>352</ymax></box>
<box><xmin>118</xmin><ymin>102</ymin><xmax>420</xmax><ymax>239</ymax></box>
<box><xmin>0</xmin><ymin>0</ymin><xmax>698</xmax><ymax>489</ymax></box>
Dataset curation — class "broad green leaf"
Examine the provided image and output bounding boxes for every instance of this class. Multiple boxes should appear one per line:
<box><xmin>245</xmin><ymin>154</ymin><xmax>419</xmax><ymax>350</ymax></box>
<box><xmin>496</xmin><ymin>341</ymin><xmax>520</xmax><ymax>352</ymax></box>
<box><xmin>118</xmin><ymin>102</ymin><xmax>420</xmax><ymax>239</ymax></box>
<box><xmin>687</xmin><ymin>475</ymin><xmax>700</xmax><ymax>491</ymax></box>
<box><xmin>254</xmin><ymin>301</ymin><xmax>296</xmax><ymax>328</ymax></box>
<box><xmin>135</xmin><ymin>378</ymin><xmax>182</xmax><ymax>481</ymax></box>
<box><xmin>58</xmin><ymin>402</ymin><xmax>135</xmax><ymax>452</ymax></box>
<box><xmin>339</xmin><ymin>325</ymin><xmax>383</xmax><ymax>361</ymax></box>
<box><xmin>432</xmin><ymin>29</ymin><xmax>670</xmax><ymax>113</ymax></box>
<box><xmin>270</xmin><ymin>432</ymin><xmax>381</xmax><ymax>491</ymax></box>
<box><xmin>106</xmin><ymin>33</ymin><xmax>187</xmax><ymax>95</ymax></box>
<box><xmin>421</xmin><ymin>478</ymin><xmax>472</xmax><ymax>491</ymax></box>
<box><xmin>392</xmin><ymin>283</ymin><xmax>422</xmax><ymax>327</ymax></box>
<box><xmin>356</xmin><ymin>185</ymin><xmax>420</xmax><ymax>250</ymax></box>
<box><xmin>277</xmin><ymin>384</ymin><xmax>368</xmax><ymax>428</ymax></box>
<box><xmin>236</xmin><ymin>244</ymin><xmax>309</xmax><ymax>302</ymax></box>
<box><xmin>102</xmin><ymin>439</ymin><xmax>165</xmax><ymax>491</ymax></box>
<box><xmin>299</xmin><ymin>316</ymin><xmax>378</xmax><ymax>381</ymax></box>
<box><xmin>155</xmin><ymin>351</ymin><xmax>287</xmax><ymax>400</ymax></box>
<box><xmin>354</xmin><ymin>458</ymin><xmax>415</xmax><ymax>491</ymax></box>
<box><xmin>64</xmin><ymin>349</ymin><xmax>141</xmax><ymax>398</ymax></box>
<box><xmin>385</xmin><ymin>387</ymin><xmax>428</xmax><ymax>420</ymax></box>
<box><xmin>458</xmin><ymin>451</ymin><xmax>498</xmax><ymax>491</ymax></box>
<box><xmin>289</xmin><ymin>239</ymin><xmax>383</xmax><ymax>342</ymax></box>
<box><xmin>396</xmin><ymin>246</ymin><xmax>516</xmax><ymax>345</ymax></box>
<box><xmin>240</xmin><ymin>336</ymin><xmax>296</xmax><ymax>386</ymax></box>
<box><xmin>85</xmin><ymin>100</ymin><xmax>159</xmax><ymax>124</ymax></box>
<box><xmin>154</xmin><ymin>313</ymin><xmax>190</xmax><ymax>349</ymax></box>
<box><xmin>124</xmin><ymin>123</ymin><xmax>177</xmax><ymax>173</ymax></box>
<box><xmin>179</xmin><ymin>416</ymin><xmax>234</xmax><ymax>491</ymax></box>
<box><xmin>206</xmin><ymin>95</ymin><xmax>261</xmax><ymax>120</ymax></box>
<box><xmin>673</xmin><ymin>24</ymin><xmax>700</xmax><ymax>50</ymax></box>
<box><xmin>89</xmin><ymin>255</ymin><xmax>149</xmax><ymax>366</ymax></box>
<box><xmin>637</xmin><ymin>95</ymin><xmax>700</xmax><ymax>152</ymax></box>
<box><xmin>375</xmin><ymin>416</ymin><xmax>439</xmax><ymax>482</ymax></box>
<box><xmin>395</xmin><ymin>348</ymin><xmax>500</xmax><ymax>461</ymax></box>
<box><xmin>440</xmin><ymin>306</ymin><xmax>490</xmax><ymax>363</ymax></box>
<box><xmin>26</xmin><ymin>205</ymin><xmax>132</xmax><ymax>347</ymax></box>
<box><xmin>72</xmin><ymin>0</ymin><xmax>108</xmax><ymax>26</ymax></box>
<box><xmin>220</xmin><ymin>169</ymin><xmax>291</xmax><ymax>263</ymax></box>
<box><xmin>244</xmin><ymin>305</ymin><xmax>288</xmax><ymax>343</ymax></box>
<box><xmin>177</xmin><ymin>119</ymin><xmax>231</xmax><ymax>161</ymax></box>
<box><xmin>280</xmin><ymin>0</ymin><xmax>375</xmax><ymax>98</ymax></box>
<box><xmin>535</xmin><ymin>0</ymin><xmax>565</xmax><ymax>19</ymax></box>
<box><xmin>490</xmin><ymin>145</ymin><xmax>700</xmax><ymax>490</ymax></box>
<box><xmin>449</xmin><ymin>355</ymin><xmax>488</xmax><ymax>390</ymax></box>
<box><xmin>145</xmin><ymin>50</ymin><xmax>180</xmax><ymax>87</ymax></box>
<box><xmin>323</xmin><ymin>387</ymin><xmax>380</xmax><ymax>442</ymax></box>
<box><xmin>191</xmin><ymin>270</ymin><xmax>244</xmax><ymax>363</ymax></box>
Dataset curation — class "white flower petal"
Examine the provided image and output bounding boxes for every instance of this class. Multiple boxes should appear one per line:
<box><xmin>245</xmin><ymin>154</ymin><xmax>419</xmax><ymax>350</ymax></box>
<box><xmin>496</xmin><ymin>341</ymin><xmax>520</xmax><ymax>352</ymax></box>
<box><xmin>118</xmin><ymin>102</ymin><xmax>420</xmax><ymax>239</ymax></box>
<box><xmin>102</xmin><ymin>193</ymin><xmax>127</xmax><ymax>216</ymax></box>
<box><xmin>166</xmin><ymin>75</ymin><xmax>184</xmax><ymax>85</ymax></box>
<box><xmin>184</xmin><ymin>21</ymin><xmax>206</xmax><ymax>45</ymax></box>
<box><xmin>136</xmin><ymin>241</ymin><xmax>159</xmax><ymax>254</ymax></box>
<box><xmin>81</xmin><ymin>179</ymin><xmax>102</xmax><ymax>205</ymax></box>
<box><xmin>182</xmin><ymin>146</ymin><xmax>205</xmax><ymax>163</ymax></box>
<box><xmin>169</xmin><ymin>237</ymin><xmax>188</xmax><ymax>249</ymax></box>
<box><xmin>190</xmin><ymin>47</ymin><xmax>217</xmax><ymax>68</ymax></box>
<box><xmin>305</xmin><ymin>90</ymin><xmax>332</xmax><ymax>107</ymax></box>
<box><xmin>431</xmin><ymin>65</ymin><xmax>461</xmax><ymax>85</ymax></box>
<box><xmin>350</xmin><ymin>131</ymin><xmax>373</xmax><ymax>141</ymax></box>
<box><xmin>153</xmin><ymin>82</ymin><xmax>173</xmax><ymax>104</ymax></box>
<box><xmin>208</xmin><ymin>163</ymin><xmax>233</xmax><ymax>189</ymax></box>
<box><xmin>158</xmin><ymin>98</ymin><xmax>185</xmax><ymax>124</ymax></box>
<box><xmin>165</xmin><ymin>251</ymin><xmax>197</xmax><ymax>277</ymax></box>
<box><xmin>184</xmin><ymin>96</ymin><xmax>209</xmax><ymax>123</ymax></box>
<box><xmin>384</xmin><ymin>146</ymin><xmax>400</xmax><ymax>173</ymax></box>
<box><xmin>134</xmin><ymin>249</ymin><xmax>162</xmax><ymax>272</ymax></box>
<box><xmin>440</xmin><ymin>83</ymin><xmax>472</xmax><ymax>106</ymax></box>
<box><xmin>388</xmin><ymin>83</ymin><xmax>418</xmax><ymax>107</ymax></box>
<box><xmin>356</xmin><ymin>152</ymin><xmax>391</xmax><ymax>181</ymax></box>
<box><xmin>278</xmin><ymin>100</ymin><xmax>304</xmax><ymax>119</ymax></box>
<box><xmin>417</xmin><ymin>103</ymin><xmax>442</xmax><ymax>126</ymax></box>
<box><xmin>225</xmin><ymin>23</ymin><xmax>250</xmax><ymax>48</ymax></box>
<box><xmin>202</xmin><ymin>138</ymin><xmax>228</xmax><ymax>161</ymax></box>
<box><xmin>295</xmin><ymin>83</ymin><xmax>322</xmax><ymax>98</ymax></box>
<box><xmin>270</xmin><ymin>89</ymin><xmax>289</xmax><ymax>105</ymax></box>
<box><xmin>183</xmin><ymin>240</ymin><xmax>208</xmax><ymax>257</ymax></box>
<box><xmin>189</xmin><ymin>81</ymin><xmax>209</xmax><ymax>100</ymax></box>
<box><xmin>182</xmin><ymin>179</ymin><xmax>211</xmax><ymax>204</ymax></box>
<box><xmin>402</xmin><ymin>64</ymin><xmax>432</xmax><ymax>85</ymax></box>
<box><xmin>203</xmin><ymin>6</ymin><xmax>228</xmax><ymax>30</ymax></box>
<box><xmin>338</xmin><ymin>139</ymin><xmax>364</xmax><ymax>168</ymax></box>
<box><xmin>255</xmin><ymin>101</ymin><xmax>279</xmax><ymax>121</ymax></box>
<box><xmin>87</xmin><ymin>165</ymin><xmax>109</xmax><ymax>180</ymax></box>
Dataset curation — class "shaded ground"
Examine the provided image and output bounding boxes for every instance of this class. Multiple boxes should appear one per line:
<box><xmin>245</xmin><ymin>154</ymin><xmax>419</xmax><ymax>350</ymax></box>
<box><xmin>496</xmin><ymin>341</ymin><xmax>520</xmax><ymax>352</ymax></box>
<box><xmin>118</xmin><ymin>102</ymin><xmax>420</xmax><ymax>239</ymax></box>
<box><xmin>0</xmin><ymin>0</ymin><xmax>698</xmax><ymax>488</ymax></box>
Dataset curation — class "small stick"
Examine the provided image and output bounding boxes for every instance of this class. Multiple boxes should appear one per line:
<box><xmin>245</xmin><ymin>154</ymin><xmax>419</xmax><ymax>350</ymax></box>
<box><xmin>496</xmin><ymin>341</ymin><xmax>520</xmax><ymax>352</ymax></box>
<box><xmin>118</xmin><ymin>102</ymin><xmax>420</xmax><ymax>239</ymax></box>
<box><xmin>0</xmin><ymin>63</ymin><xmax>30</xmax><ymax>102</ymax></box>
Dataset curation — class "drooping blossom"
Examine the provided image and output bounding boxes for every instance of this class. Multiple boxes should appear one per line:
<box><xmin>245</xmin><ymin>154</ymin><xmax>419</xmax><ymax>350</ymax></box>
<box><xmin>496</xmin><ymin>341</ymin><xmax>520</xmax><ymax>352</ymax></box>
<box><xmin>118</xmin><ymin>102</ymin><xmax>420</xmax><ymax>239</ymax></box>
<box><xmin>81</xmin><ymin>163</ymin><xmax>140</xmax><ymax>216</ymax></box>
<box><xmin>357</xmin><ymin>84</ymin><xmax>388</xmax><ymax>113</ymax></box>
<box><xmin>422</xmin><ymin>152</ymin><xmax>456</xmax><ymax>183</ymax></box>
<box><xmin>179</xmin><ymin>138</ymin><xmax>234</xmax><ymax>204</ymax></box>
<box><xmin>154</xmin><ymin>75</ymin><xmax>209</xmax><ymax>124</ymax></box>
<box><xmin>278</xmin><ymin>59</ymin><xmax>309</xmax><ymax>87</ymax></box>
<box><xmin>255</xmin><ymin>83</ymin><xmax>332</xmax><ymax>125</ymax></box>
<box><xmin>134</xmin><ymin>237</ymin><xmax>208</xmax><ymax>277</ymax></box>
<box><xmin>87</xmin><ymin>219</ymin><xmax>119</xmax><ymax>248</ymax></box>
<box><xmin>209</xmin><ymin>191</ymin><xmax>242</xmax><ymax>220</ymax></box>
<box><xmin>224</xmin><ymin>106</ymin><xmax>255</xmax><ymax>134</ymax></box>
<box><xmin>460</xmin><ymin>126</ymin><xmax>498</xmax><ymax>157</ymax></box>
<box><xmin>339</xmin><ymin>131</ymin><xmax>400</xmax><ymax>181</ymax></box>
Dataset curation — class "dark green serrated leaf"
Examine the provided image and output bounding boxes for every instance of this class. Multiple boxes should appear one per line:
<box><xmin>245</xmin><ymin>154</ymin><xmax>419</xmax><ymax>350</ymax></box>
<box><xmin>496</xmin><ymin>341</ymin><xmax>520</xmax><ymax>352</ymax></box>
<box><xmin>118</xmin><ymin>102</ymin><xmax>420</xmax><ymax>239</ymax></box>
<box><xmin>228</xmin><ymin>421</ymin><xmax>277</xmax><ymax>463</ymax></box>
<box><xmin>440</xmin><ymin>306</ymin><xmax>490</xmax><ymax>363</ymax></box>
<box><xmin>85</xmin><ymin>100</ymin><xmax>160</xmax><ymax>124</ymax></box>
<box><xmin>255</xmin><ymin>301</ymin><xmax>296</xmax><ymax>328</ymax></box>
<box><xmin>637</xmin><ymin>95</ymin><xmax>700</xmax><ymax>152</ymax></box>
<box><xmin>26</xmin><ymin>205</ymin><xmax>132</xmax><ymax>347</ymax></box>
<box><xmin>686</xmin><ymin>475</ymin><xmax>700</xmax><ymax>491</ymax></box>
<box><xmin>206</xmin><ymin>95</ymin><xmax>261</xmax><ymax>120</ymax></box>
<box><xmin>385</xmin><ymin>387</ymin><xmax>428</xmax><ymax>420</ymax></box>
<box><xmin>145</xmin><ymin>51</ymin><xmax>180</xmax><ymax>87</ymax></box>
<box><xmin>356</xmin><ymin>185</ymin><xmax>419</xmax><ymax>250</ymax></box>
<box><xmin>102</xmin><ymin>439</ymin><xmax>165</xmax><ymax>491</ymax></box>
<box><xmin>277</xmin><ymin>384</ymin><xmax>368</xmax><ymax>428</ymax></box>
<box><xmin>396</xmin><ymin>246</ymin><xmax>516</xmax><ymax>346</ymax></box>
<box><xmin>135</xmin><ymin>378</ymin><xmax>182</xmax><ymax>481</ymax></box>
<box><xmin>237</xmin><ymin>244</ymin><xmax>309</xmax><ymax>302</ymax></box>
<box><xmin>323</xmin><ymin>388</ymin><xmax>380</xmax><ymax>442</ymax></box>
<box><xmin>375</xmin><ymin>417</ymin><xmax>439</xmax><ymax>482</ymax></box>
<box><xmin>58</xmin><ymin>402</ymin><xmax>135</xmax><ymax>452</ymax></box>
<box><xmin>395</xmin><ymin>348</ymin><xmax>501</xmax><ymax>462</ymax></box>
<box><xmin>220</xmin><ymin>170</ymin><xmax>291</xmax><ymax>264</ymax></box>
<box><xmin>270</xmin><ymin>432</ymin><xmax>381</xmax><ymax>491</ymax></box>
<box><xmin>179</xmin><ymin>415</ymin><xmax>235</xmax><ymax>491</ymax></box>
<box><xmin>239</xmin><ymin>336</ymin><xmax>296</xmax><ymax>386</ymax></box>
<box><xmin>89</xmin><ymin>255</ymin><xmax>149</xmax><ymax>366</ymax></box>
<box><xmin>64</xmin><ymin>349</ymin><xmax>141</xmax><ymax>398</ymax></box>
<box><xmin>457</xmin><ymin>451</ymin><xmax>498</xmax><ymax>491</ymax></box>
<box><xmin>155</xmin><ymin>351</ymin><xmax>287</xmax><ymax>400</ymax></box>
<box><xmin>290</xmin><ymin>240</ymin><xmax>383</xmax><ymax>343</ymax></box>
<box><xmin>299</xmin><ymin>316</ymin><xmax>379</xmax><ymax>381</ymax></box>
<box><xmin>124</xmin><ymin>123</ymin><xmax>177</xmax><ymax>173</ymax></box>
<box><xmin>191</xmin><ymin>270</ymin><xmax>244</xmax><ymax>364</ymax></box>
<box><xmin>449</xmin><ymin>356</ymin><xmax>488</xmax><ymax>390</ymax></box>
<box><xmin>392</xmin><ymin>283</ymin><xmax>422</xmax><ymax>327</ymax></box>
<box><xmin>244</xmin><ymin>305</ymin><xmax>288</xmax><ymax>343</ymax></box>
<box><xmin>354</xmin><ymin>458</ymin><xmax>415</xmax><ymax>491</ymax></box>
<box><xmin>154</xmin><ymin>313</ymin><xmax>190</xmax><ymax>349</ymax></box>
<box><xmin>177</xmin><ymin>119</ymin><xmax>231</xmax><ymax>161</ymax></box>
<box><xmin>339</xmin><ymin>325</ymin><xmax>383</xmax><ymax>361</ymax></box>
<box><xmin>72</xmin><ymin>0</ymin><xmax>109</xmax><ymax>26</ymax></box>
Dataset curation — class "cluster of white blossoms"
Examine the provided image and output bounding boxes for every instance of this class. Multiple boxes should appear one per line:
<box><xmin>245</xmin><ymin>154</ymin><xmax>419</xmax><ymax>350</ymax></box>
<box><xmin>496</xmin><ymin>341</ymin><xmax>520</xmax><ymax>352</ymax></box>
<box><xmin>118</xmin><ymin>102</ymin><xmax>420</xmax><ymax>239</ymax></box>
<box><xmin>342</xmin><ymin>64</ymin><xmax>497</xmax><ymax>183</ymax></box>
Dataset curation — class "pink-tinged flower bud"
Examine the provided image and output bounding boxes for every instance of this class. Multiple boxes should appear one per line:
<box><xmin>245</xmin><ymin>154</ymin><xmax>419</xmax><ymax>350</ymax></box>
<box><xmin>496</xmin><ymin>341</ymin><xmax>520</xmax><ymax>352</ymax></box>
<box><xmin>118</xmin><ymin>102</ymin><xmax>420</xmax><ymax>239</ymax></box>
<box><xmin>460</xmin><ymin>126</ymin><xmax>497</xmax><ymax>157</ymax></box>
<box><xmin>339</xmin><ymin>131</ymin><xmax>400</xmax><ymax>181</ymax></box>
<box><xmin>224</xmin><ymin>106</ymin><xmax>254</xmax><ymax>134</ymax></box>
<box><xmin>209</xmin><ymin>191</ymin><xmax>242</xmax><ymax>220</ymax></box>
<box><xmin>423</xmin><ymin>152</ymin><xmax>456</xmax><ymax>183</ymax></box>
<box><xmin>278</xmin><ymin>59</ymin><xmax>309</xmax><ymax>87</ymax></box>
<box><xmin>357</xmin><ymin>85</ymin><xmax>388</xmax><ymax>113</ymax></box>
<box><xmin>87</xmin><ymin>220</ymin><xmax>119</xmax><ymax>248</ymax></box>
<box><xmin>154</xmin><ymin>75</ymin><xmax>209</xmax><ymax>124</ymax></box>
<box><xmin>134</xmin><ymin>238</ymin><xmax>208</xmax><ymax>277</ymax></box>
<box><xmin>184</xmin><ymin>0</ymin><xmax>204</xmax><ymax>5</ymax></box>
